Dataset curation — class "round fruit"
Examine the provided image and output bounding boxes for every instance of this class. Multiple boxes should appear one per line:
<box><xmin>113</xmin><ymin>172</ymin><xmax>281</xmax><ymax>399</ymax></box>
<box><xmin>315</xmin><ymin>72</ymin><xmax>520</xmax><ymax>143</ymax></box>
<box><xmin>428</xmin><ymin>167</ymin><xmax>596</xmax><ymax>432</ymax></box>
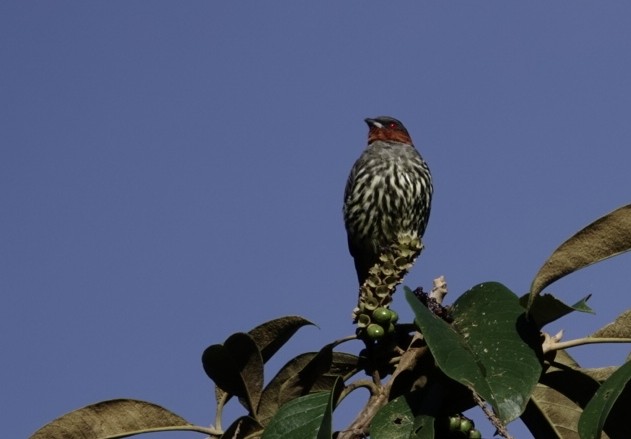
<box><xmin>469</xmin><ymin>429</ymin><xmax>482</xmax><ymax>439</ymax></box>
<box><xmin>389</xmin><ymin>309</ymin><xmax>399</xmax><ymax>323</ymax></box>
<box><xmin>448</xmin><ymin>416</ymin><xmax>460</xmax><ymax>431</ymax></box>
<box><xmin>372</xmin><ymin>307</ymin><xmax>391</xmax><ymax>324</ymax></box>
<box><xmin>366</xmin><ymin>324</ymin><xmax>385</xmax><ymax>340</ymax></box>
<box><xmin>459</xmin><ymin>419</ymin><xmax>472</xmax><ymax>433</ymax></box>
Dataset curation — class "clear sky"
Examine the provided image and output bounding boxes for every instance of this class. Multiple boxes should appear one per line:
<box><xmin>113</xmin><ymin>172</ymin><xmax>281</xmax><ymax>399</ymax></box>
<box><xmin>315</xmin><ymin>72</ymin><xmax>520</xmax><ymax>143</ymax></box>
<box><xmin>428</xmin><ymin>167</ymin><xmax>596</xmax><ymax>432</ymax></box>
<box><xmin>3</xmin><ymin>3</ymin><xmax>631</xmax><ymax>438</ymax></box>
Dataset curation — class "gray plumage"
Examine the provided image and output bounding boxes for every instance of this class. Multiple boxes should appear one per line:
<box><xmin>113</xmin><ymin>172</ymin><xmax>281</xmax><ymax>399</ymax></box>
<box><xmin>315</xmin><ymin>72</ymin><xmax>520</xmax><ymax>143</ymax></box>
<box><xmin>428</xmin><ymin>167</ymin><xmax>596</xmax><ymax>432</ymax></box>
<box><xmin>343</xmin><ymin>116</ymin><xmax>433</xmax><ymax>285</ymax></box>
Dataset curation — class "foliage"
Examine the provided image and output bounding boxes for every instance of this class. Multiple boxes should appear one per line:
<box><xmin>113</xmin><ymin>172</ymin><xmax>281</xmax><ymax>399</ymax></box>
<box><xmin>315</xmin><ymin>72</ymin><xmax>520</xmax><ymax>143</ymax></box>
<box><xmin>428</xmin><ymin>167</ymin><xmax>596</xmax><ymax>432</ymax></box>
<box><xmin>30</xmin><ymin>204</ymin><xmax>631</xmax><ymax>439</ymax></box>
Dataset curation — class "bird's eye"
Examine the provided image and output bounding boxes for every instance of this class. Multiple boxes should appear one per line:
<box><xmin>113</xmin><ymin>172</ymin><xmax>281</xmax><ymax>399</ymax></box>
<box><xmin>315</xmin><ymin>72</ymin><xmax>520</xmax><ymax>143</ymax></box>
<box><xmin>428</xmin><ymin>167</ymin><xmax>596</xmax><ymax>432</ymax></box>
<box><xmin>387</xmin><ymin>122</ymin><xmax>398</xmax><ymax>129</ymax></box>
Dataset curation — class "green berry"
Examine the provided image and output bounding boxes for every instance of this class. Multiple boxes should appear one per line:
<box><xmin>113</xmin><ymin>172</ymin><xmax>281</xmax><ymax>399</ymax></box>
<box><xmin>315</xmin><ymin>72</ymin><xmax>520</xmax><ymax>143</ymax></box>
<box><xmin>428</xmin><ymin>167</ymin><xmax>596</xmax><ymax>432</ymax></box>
<box><xmin>372</xmin><ymin>307</ymin><xmax>391</xmax><ymax>324</ymax></box>
<box><xmin>389</xmin><ymin>309</ymin><xmax>399</xmax><ymax>323</ymax></box>
<box><xmin>448</xmin><ymin>416</ymin><xmax>460</xmax><ymax>431</ymax></box>
<box><xmin>366</xmin><ymin>324</ymin><xmax>385</xmax><ymax>340</ymax></box>
<box><xmin>469</xmin><ymin>430</ymin><xmax>482</xmax><ymax>439</ymax></box>
<box><xmin>459</xmin><ymin>419</ymin><xmax>472</xmax><ymax>433</ymax></box>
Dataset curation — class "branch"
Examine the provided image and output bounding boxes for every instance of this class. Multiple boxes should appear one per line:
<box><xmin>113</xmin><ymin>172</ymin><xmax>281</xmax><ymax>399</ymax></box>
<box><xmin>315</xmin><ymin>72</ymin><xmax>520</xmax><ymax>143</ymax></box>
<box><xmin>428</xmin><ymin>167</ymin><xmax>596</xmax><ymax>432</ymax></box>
<box><xmin>544</xmin><ymin>335</ymin><xmax>631</xmax><ymax>353</ymax></box>
<box><xmin>337</xmin><ymin>333</ymin><xmax>428</xmax><ymax>439</ymax></box>
<box><xmin>472</xmin><ymin>392</ymin><xmax>514</xmax><ymax>439</ymax></box>
<box><xmin>338</xmin><ymin>379</ymin><xmax>378</xmax><ymax>403</ymax></box>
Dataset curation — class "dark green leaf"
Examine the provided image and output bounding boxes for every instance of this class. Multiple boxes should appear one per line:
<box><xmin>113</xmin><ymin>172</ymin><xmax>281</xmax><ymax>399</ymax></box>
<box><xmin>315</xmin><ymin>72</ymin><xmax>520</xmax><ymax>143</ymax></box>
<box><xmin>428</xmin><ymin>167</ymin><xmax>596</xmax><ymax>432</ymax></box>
<box><xmin>249</xmin><ymin>316</ymin><xmax>314</xmax><ymax>362</ymax></box>
<box><xmin>579</xmin><ymin>360</ymin><xmax>631</xmax><ymax>439</ymax></box>
<box><xmin>406</xmin><ymin>282</ymin><xmax>542</xmax><ymax>423</ymax></box>
<box><xmin>29</xmin><ymin>399</ymin><xmax>196</xmax><ymax>439</ymax></box>
<box><xmin>521</xmin><ymin>293</ymin><xmax>593</xmax><ymax>328</ymax></box>
<box><xmin>261</xmin><ymin>379</ymin><xmax>341</xmax><ymax>439</ymax></box>
<box><xmin>371</xmin><ymin>395</ymin><xmax>418</xmax><ymax>439</ymax></box>
<box><xmin>202</xmin><ymin>332</ymin><xmax>264</xmax><ymax>415</ymax></box>
<box><xmin>528</xmin><ymin>204</ymin><xmax>631</xmax><ymax>308</ymax></box>
<box><xmin>411</xmin><ymin>415</ymin><xmax>435</xmax><ymax>439</ymax></box>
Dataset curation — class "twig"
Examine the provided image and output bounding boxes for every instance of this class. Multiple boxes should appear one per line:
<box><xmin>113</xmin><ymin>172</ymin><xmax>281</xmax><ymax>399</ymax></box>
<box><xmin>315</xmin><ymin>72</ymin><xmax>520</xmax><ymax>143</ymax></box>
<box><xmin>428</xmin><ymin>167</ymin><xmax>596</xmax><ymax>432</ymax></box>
<box><xmin>337</xmin><ymin>333</ymin><xmax>428</xmax><ymax>439</ymax></box>
<box><xmin>331</xmin><ymin>334</ymin><xmax>359</xmax><ymax>347</ymax></box>
<box><xmin>214</xmin><ymin>389</ymin><xmax>229</xmax><ymax>432</ymax></box>
<box><xmin>338</xmin><ymin>379</ymin><xmax>378</xmax><ymax>403</ymax></box>
<box><xmin>429</xmin><ymin>275</ymin><xmax>447</xmax><ymax>303</ymax></box>
<box><xmin>543</xmin><ymin>336</ymin><xmax>631</xmax><ymax>354</ymax></box>
<box><xmin>472</xmin><ymin>392</ymin><xmax>513</xmax><ymax>439</ymax></box>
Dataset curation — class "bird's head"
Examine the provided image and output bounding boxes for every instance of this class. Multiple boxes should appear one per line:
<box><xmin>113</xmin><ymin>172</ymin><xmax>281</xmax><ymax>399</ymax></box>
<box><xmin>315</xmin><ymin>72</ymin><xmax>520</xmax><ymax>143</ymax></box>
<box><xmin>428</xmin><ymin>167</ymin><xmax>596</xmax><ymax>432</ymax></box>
<box><xmin>365</xmin><ymin>116</ymin><xmax>413</xmax><ymax>145</ymax></box>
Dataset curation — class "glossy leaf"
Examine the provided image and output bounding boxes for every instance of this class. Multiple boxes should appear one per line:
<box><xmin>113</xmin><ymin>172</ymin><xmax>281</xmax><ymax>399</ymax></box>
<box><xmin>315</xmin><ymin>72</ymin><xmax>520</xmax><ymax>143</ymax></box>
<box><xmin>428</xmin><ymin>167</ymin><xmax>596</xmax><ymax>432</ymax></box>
<box><xmin>579</xmin><ymin>360</ymin><xmax>631</xmax><ymax>439</ymax></box>
<box><xmin>371</xmin><ymin>395</ymin><xmax>416</xmax><ymax>439</ymax></box>
<box><xmin>261</xmin><ymin>380</ymin><xmax>341</xmax><ymax>439</ymax></box>
<box><xmin>202</xmin><ymin>332</ymin><xmax>264</xmax><ymax>415</ymax></box>
<box><xmin>371</xmin><ymin>395</ymin><xmax>436</xmax><ymax>439</ymax></box>
<box><xmin>411</xmin><ymin>415</ymin><xmax>436</xmax><ymax>439</ymax></box>
<box><xmin>29</xmin><ymin>399</ymin><xmax>198</xmax><ymax>439</ymax></box>
<box><xmin>406</xmin><ymin>282</ymin><xmax>542</xmax><ymax>423</ymax></box>
<box><xmin>528</xmin><ymin>204</ymin><xmax>631</xmax><ymax>308</ymax></box>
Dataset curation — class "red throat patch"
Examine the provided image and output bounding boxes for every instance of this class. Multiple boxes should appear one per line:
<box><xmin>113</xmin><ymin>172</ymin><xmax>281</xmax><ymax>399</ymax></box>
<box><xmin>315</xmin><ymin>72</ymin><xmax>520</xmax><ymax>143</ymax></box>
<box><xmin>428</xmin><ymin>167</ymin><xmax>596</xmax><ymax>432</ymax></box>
<box><xmin>368</xmin><ymin>127</ymin><xmax>413</xmax><ymax>145</ymax></box>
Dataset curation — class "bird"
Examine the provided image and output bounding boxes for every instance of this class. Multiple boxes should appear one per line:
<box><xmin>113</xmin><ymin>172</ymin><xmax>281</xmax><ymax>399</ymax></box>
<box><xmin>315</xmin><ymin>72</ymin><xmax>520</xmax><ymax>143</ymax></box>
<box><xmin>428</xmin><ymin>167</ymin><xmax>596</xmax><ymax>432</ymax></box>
<box><xmin>343</xmin><ymin>116</ymin><xmax>433</xmax><ymax>287</ymax></box>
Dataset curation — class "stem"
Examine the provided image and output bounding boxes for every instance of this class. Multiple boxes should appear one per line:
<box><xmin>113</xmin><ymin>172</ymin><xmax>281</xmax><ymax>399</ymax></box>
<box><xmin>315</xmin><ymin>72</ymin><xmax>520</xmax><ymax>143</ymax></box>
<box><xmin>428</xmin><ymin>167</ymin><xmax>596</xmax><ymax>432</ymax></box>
<box><xmin>331</xmin><ymin>334</ymin><xmax>359</xmax><ymax>347</ymax></box>
<box><xmin>338</xmin><ymin>379</ymin><xmax>377</xmax><ymax>404</ymax></box>
<box><xmin>337</xmin><ymin>334</ymin><xmax>428</xmax><ymax>439</ymax></box>
<box><xmin>544</xmin><ymin>336</ymin><xmax>631</xmax><ymax>353</ymax></box>
<box><xmin>103</xmin><ymin>425</ymin><xmax>220</xmax><ymax>439</ymax></box>
<box><xmin>472</xmin><ymin>392</ymin><xmax>514</xmax><ymax>439</ymax></box>
<box><xmin>214</xmin><ymin>390</ymin><xmax>229</xmax><ymax>432</ymax></box>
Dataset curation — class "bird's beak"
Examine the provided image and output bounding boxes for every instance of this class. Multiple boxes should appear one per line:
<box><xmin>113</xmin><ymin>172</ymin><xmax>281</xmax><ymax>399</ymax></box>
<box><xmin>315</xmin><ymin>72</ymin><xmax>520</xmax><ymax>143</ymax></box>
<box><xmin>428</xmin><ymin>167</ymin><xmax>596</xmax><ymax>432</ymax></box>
<box><xmin>364</xmin><ymin>118</ymin><xmax>383</xmax><ymax>129</ymax></box>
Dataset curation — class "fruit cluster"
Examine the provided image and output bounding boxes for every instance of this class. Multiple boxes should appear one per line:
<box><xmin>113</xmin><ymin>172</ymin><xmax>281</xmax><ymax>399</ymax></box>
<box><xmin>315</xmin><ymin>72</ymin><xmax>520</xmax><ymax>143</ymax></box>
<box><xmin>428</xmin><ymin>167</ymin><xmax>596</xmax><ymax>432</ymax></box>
<box><xmin>352</xmin><ymin>232</ymin><xmax>423</xmax><ymax>328</ymax></box>
<box><xmin>356</xmin><ymin>306</ymin><xmax>399</xmax><ymax>340</ymax></box>
<box><xmin>448</xmin><ymin>416</ymin><xmax>481</xmax><ymax>438</ymax></box>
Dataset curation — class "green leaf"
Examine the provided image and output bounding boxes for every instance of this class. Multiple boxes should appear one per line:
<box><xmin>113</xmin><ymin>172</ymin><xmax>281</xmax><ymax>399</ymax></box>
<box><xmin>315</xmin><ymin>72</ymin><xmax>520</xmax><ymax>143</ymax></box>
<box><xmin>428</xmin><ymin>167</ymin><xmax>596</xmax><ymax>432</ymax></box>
<box><xmin>411</xmin><ymin>415</ymin><xmax>436</xmax><ymax>439</ymax></box>
<box><xmin>29</xmin><ymin>399</ymin><xmax>199</xmax><ymax>439</ymax></box>
<box><xmin>406</xmin><ymin>282</ymin><xmax>542</xmax><ymax>423</ymax></box>
<box><xmin>579</xmin><ymin>360</ymin><xmax>631</xmax><ymax>439</ymax></box>
<box><xmin>371</xmin><ymin>395</ymin><xmax>436</xmax><ymax>439</ymax></box>
<box><xmin>528</xmin><ymin>204</ymin><xmax>631</xmax><ymax>308</ymax></box>
<box><xmin>261</xmin><ymin>379</ymin><xmax>341</xmax><ymax>439</ymax></box>
<box><xmin>520</xmin><ymin>293</ymin><xmax>593</xmax><ymax>329</ymax></box>
<box><xmin>202</xmin><ymin>332</ymin><xmax>264</xmax><ymax>416</ymax></box>
<box><xmin>371</xmin><ymin>395</ymin><xmax>416</xmax><ymax>439</ymax></box>
<box><xmin>249</xmin><ymin>316</ymin><xmax>315</xmax><ymax>362</ymax></box>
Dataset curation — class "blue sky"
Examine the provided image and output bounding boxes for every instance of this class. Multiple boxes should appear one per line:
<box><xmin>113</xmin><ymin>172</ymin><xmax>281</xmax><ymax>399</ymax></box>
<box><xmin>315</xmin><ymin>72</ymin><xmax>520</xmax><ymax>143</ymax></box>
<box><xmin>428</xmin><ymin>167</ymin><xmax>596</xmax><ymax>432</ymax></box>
<box><xmin>3</xmin><ymin>3</ymin><xmax>631</xmax><ymax>438</ymax></box>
